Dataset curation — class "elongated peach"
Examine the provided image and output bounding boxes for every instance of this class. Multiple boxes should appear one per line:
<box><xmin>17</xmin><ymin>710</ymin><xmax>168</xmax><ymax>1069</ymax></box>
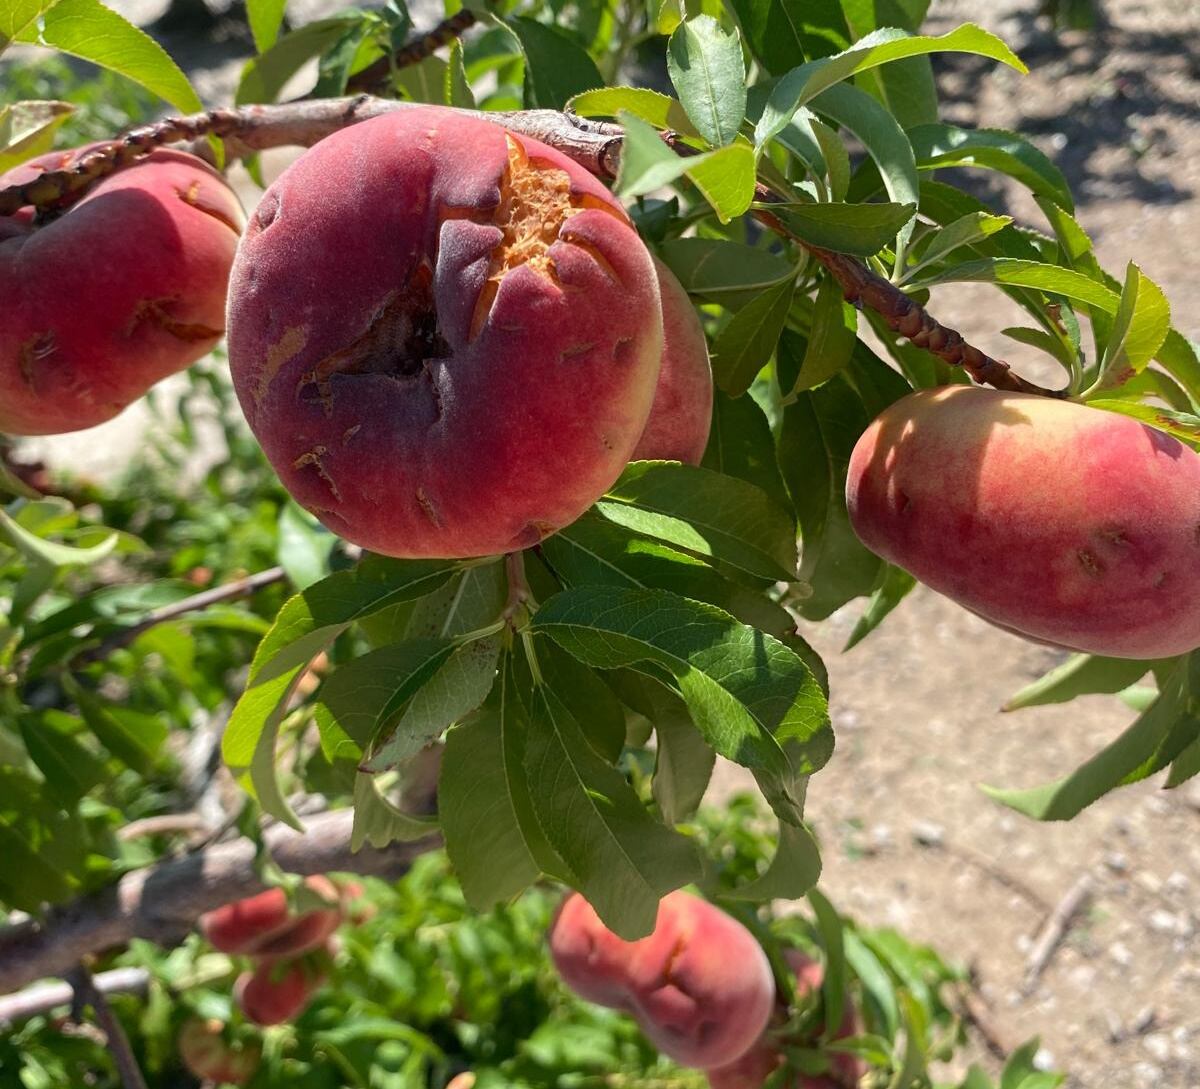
<box><xmin>846</xmin><ymin>386</ymin><xmax>1200</xmax><ymax>658</ymax></box>
<box><xmin>235</xmin><ymin>954</ymin><xmax>329</xmax><ymax>1026</ymax></box>
<box><xmin>0</xmin><ymin>146</ymin><xmax>242</xmax><ymax>435</ymax></box>
<box><xmin>226</xmin><ymin>106</ymin><xmax>664</xmax><ymax>559</ymax></box>
<box><xmin>549</xmin><ymin>890</ymin><xmax>774</xmax><ymax>1069</ymax></box>
<box><xmin>178</xmin><ymin>1018</ymin><xmax>261</xmax><ymax>1085</ymax></box>
<box><xmin>631</xmin><ymin>256</ymin><xmax>712</xmax><ymax>464</ymax></box>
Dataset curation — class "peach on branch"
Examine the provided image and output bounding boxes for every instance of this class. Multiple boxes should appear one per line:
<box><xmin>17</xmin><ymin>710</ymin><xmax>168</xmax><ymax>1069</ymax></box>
<box><xmin>200</xmin><ymin>875</ymin><xmax>342</xmax><ymax>957</ymax></box>
<box><xmin>631</xmin><ymin>256</ymin><xmax>713</xmax><ymax>465</ymax></box>
<box><xmin>0</xmin><ymin>146</ymin><xmax>242</xmax><ymax>435</ymax></box>
<box><xmin>846</xmin><ymin>386</ymin><xmax>1200</xmax><ymax>659</ymax></box>
<box><xmin>548</xmin><ymin>890</ymin><xmax>774</xmax><ymax>1069</ymax></box>
<box><xmin>235</xmin><ymin>952</ymin><xmax>329</xmax><ymax>1026</ymax></box>
<box><xmin>226</xmin><ymin>106</ymin><xmax>664</xmax><ymax>559</ymax></box>
<box><xmin>178</xmin><ymin>1018</ymin><xmax>261</xmax><ymax>1085</ymax></box>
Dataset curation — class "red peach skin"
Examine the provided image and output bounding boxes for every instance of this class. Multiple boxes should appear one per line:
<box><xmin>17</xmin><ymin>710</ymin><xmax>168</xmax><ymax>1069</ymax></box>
<box><xmin>0</xmin><ymin>146</ymin><xmax>242</xmax><ymax>435</ymax></box>
<box><xmin>846</xmin><ymin>386</ymin><xmax>1200</xmax><ymax>659</ymax></box>
<box><xmin>549</xmin><ymin>890</ymin><xmax>774</xmax><ymax>1069</ymax></box>
<box><xmin>226</xmin><ymin>106</ymin><xmax>664</xmax><ymax>559</ymax></box>
<box><xmin>631</xmin><ymin>256</ymin><xmax>713</xmax><ymax>464</ymax></box>
<box><xmin>200</xmin><ymin>875</ymin><xmax>341</xmax><ymax>956</ymax></box>
<box><xmin>178</xmin><ymin>1018</ymin><xmax>261</xmax><ymax>1085</ymax></box>
<box><xmin>235</xmin><ymin>955</ymin><xmax>328</xmax><ymax>1026</ymax></box>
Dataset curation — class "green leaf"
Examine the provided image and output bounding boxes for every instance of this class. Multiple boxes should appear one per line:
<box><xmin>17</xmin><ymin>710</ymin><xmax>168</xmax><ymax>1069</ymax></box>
<box><xmin>440</xmin><ymin>680</ymin><xmax>542</xmax><ymax>910</ymax></box>
<box><xmin>445</xmin><ymin>39</ymin><xmax>475</xmax><ymax>108</ymax></box>
<box><xmin>569</xmin><ymin>86</ymin><xmax>694</xmax><ymax>133</ymax></box>
<box><xmin>725</xmin><ymin>0</ymin><xmax>850</xmax><ymax>76</ymax></box>
<box><xmin>277</xmin><ymin>503</ymin><xmax>335</xmax><ymax>591</ymax></box>
<box><xmin>810</xmin><ymin>116</ymin><xmax>850</xmax><ymax>199</ymax></box>
<box><xmin>1</xmin><ymin>0</ymin><xmax>57</xmax><ymax>55</ymax></box>
<box><xmin>1001</xmin><ymin>325</ymin><xmax>1077</xmax><ymax>371</ymax></box>
<box><xmin>909</xmin><ymin>124</ymin><xmax>1073</xmax><ymax>211</ymax></box>
<box><xmin>19</xmin><ymin>711</ymin><xmax>106</xmax><ymax>807</ymax></box>
<box><xmin>906</xmin><ymin>256</ymin><xmax>1119</xmax><ymax>309</ymax></box>
<box><xmin>1003</xmin><ymin>654</ymin><xmax>1161</xmax><ymax>712</ymax></box>
<box><xmin>711</xmin><ymin>275</ymin><xmax>794</xmax><ymax>395</ymax></box>
<box><xmin>531</xmin><ymin>586</ymin><xmax>832</xmax><ymax>823</ymax></box>
<box><xmin>684</xmin><ymin>141</ymin><xmax>757</xmax><ymax>222</ymax></box>
<box><xmin>780</xmin><ymin>377</ymin><xmax>884</xmax><ymax>619</ymax></box>
<box><xmin>657</xmin><ymin>238</ymin><xmax>795</xmax><ymax>310</ymax></box>
<box><xmin>666</xmin><ymin>15</ymin><xmax>747</xmax><ymax>147</ymax></box>
<box><xmin>723</xmin><ymin>813</ymin><xmax>821</xmax><ymax>899</ymax></box>
<box><xmin>0</xmin><ymin>460</ymin><xmax>40</xmax><ymax>500</ymax></box>
<box><xmin>247</xmin><ymin>0</ymin><xmax>288</xmax><ymax>52</ymax></box>
<box><xmin>508</xmin><ymin>16</ymin><xmax>603</xmax><ymax>109</ymax></box>
<box><xmin>313</xmin><ymin>18</ymin><xmax>375</xmax><ymax>97</ymax></box>
<box><xmin>807</xmin><ymin>886</ymin><xmax>847</xmax><ymax>1033</ymax></box>
<box><xmin>19</xmin><ymin>0</ymin><xmax>203</xmax><ymax>113</ymax></box>
<box><xmin>844</xmin><ymin>931</ymin><xmax>899</xmax><ymax>1038</ymax></box>
<box><xmin>984</xmin><ymin>655</ymin><xmax>1200</xmax><ymax>820</ymax></box>
<box><xmin>598</xmin><ymin>460</ymin><xmax>797</xmax><ymax>582</ymax></box>
<box><xmin>0</xmin><ymin>99</ymin><xmax>73</xmax><ymax>172</ymax></box>
<box><xmin>236</xmin><ymin>15</ymin><xmax>359</xmax><ymax>104</ymax></box>
<box><xmin>523</xmin><ymin>665</ymin><xmax>701</xmax><ymax>939</ymax></box>
<box><xmin>1167</xmin><ymin>735</ymin><xmax>1200</xmax><ymax>788</ymax></box>
<box><xmin>71</xmin><ymin>685</ymin><xmax>166</xmax><ymax>777</ymax></box>
<box><xmin>903</xmin><ymin>212</ymin><xmax>1013</xmax><ymax>280</ymax></box>
<box><xmin>785</xmin><ymin>273</ymin><xmax>857</xmax><ymax>393</ymax></box>
<box><xmin>364</xmin><ymin>636</ymin><xmax>501</xmax><ymax>771</ymax></box>
<box><xmin>350</xmin><ymin>771</ymin><xmax>438</xmax><ymax>851</ymax></box>
<box><xmin>392</xmin><ymin>54</ymin><xmax>447</xmax><ymax>103</ymax></box>
<box><xmin>756</xmin><ymin>25</ymin><xmax>1025</xmax><ymax>148</ymax></box>
<box><xmin>0</xmin><ymin>508</ymin><xmax>116</xmax><ymax>569</ymax></box>
<box><xmin>839</xmin><ymin>0</ymin><xmax>937</xmax><ymax>128</ymax></box>
<box><xmin>843</xmin><ymin>563</ymin><xmax>916</xmax><ymax>650</ymax></box>
<box><xmin>702</xmin><ymin>389</ymin><xmax>791</xmax><ymax>511</ymax></box>
<box><xmin>615</xmin><ymin>111</ymin><xmax>694</xmax><ymax>197</ymax></box>
<box><xmin>766</xmin><ymin>200</ymin><xmax>916</xmax><ymax>257</ymax></box>
<box><xmin>1093</xmin><ymin>262</ymin><xmax>1171</xmax><ymax>391</ymax></box>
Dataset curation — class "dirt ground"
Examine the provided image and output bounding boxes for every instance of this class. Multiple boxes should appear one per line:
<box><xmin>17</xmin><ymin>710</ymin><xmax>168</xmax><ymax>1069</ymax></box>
<box><xmin>22</xmin><ymin>0</ymin><xmax>1200</xmax><ymax>1085</ymax></box>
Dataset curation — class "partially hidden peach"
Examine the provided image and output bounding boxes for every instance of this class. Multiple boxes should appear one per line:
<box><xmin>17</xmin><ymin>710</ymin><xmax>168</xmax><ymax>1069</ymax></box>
<box><xmin>178</xmin><ymin>1018</ymin><xmax>261</xmax><ymax>1085</ymax></box>
<box><xmin>846</xmin><ymin>386</ymin><xmax>1200</xmax><ymax>659</ymax></box>
<box><xmin>631</xmin><ymin>256</ymin><xmax>712</xmax><ymax>465</ymax></box>
<box><xmin>200</xmin><ymin>875</ymin><xmax>341</xmax><ymax>957</ymax></box>
<box><xmin>235</xmin><ymin>953</ymin><xmax>329</xmax><ymax>1026</ymax></box>
<box><xmin>0</xmin><ymin>146</ymin><xmax>242</xmax><ymax>435</ymax></box>
<box><xmin>226</xmin><ymin>106</ymin><xmax>664</xmax><ymax>559</ymax></box>
<box><xmin>549</xmin><ymin>890</ymin><xmax>774</xmax><ymax>1069</ymax></box>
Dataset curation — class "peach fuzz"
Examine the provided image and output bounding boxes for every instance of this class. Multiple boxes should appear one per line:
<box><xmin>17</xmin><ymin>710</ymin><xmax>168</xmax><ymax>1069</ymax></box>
<box><xmin>631</xmin><ymin>256</ymin><xmax>713</xmax><ymax>465</ymax></box>
<box><xmin>0</xmin><ymin>145</ymin><xmax>242</xmax><ymax>435</ymax></box>
<box><xmin>200</xmin><ymin>875</ymin><xmax>341</xmax><ymax>957</ymax></box>
<box><xmin>177</xmin><ymin>1018</ymin><xmax>261</xmax><ymax>1085</ymax></box>
<box><xmin>548</xmin><ymin>890</ymin><xmax>774</xmax><ymax>1069</ymax></box>
<box><xmin>846</xmin><ymin>386</ymin><xmax>1200</xmax><ymax>659</ymax></box>
<box><xmin>226</xmin><ymin>106</ymin><xmax>664</xmax><ymax>559</ymax></box>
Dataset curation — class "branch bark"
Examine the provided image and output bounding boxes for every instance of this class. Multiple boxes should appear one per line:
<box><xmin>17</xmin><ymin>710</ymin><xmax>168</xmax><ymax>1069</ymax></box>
<box><xmin>0</xmin><ymin>96</ymin><xmax>1057</xmax><ymax>396</ymax></box>
<box><xmin>344</xmin><ymin>10</ymin><xmax>478</xmax><ymax>95</ymax></box>
<box><xmin>0</xmin><ymin>809</ymin><xmax>438</xmax><ymax>996</ymax></box>
<box><xmin>0</xmin><ymin>966</ymin><xmax>149</xmax><ymax>1028</ymax></box>
<box><xmin>67</xmin><ymin>964</ymin><xmax>149</xmax><ymax>1089</ymax></box>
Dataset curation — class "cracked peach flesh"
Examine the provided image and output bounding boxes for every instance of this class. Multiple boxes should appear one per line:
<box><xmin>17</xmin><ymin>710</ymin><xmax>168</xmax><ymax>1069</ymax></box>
<box><xmin>548</xmin><ymin>890</ymin><xmax>774</xmax><ymax>1068</ymax></box>
<box><xmin>226</xmin><ymin>108</ymin><xmax>664</xmax><ymax>559</ymax></box>
<box><xmin>0</xmin><ymin>146</ymin><xmax>243</xmax><ymax>435</ymax></box>
<box><xmin>632</xmin><ymin>256</ymin><xmax>713</xmax><ymax>465</ymax></box>
<box><xmin>846</xmin><ymin>386</ymin><xmax>1200</xmax><ymax>658</ymax></box>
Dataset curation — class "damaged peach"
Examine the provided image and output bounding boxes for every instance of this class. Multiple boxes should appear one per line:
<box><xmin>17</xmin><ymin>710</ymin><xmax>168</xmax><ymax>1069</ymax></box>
<box><xmin>226</xmin><ymin>106</ymin><xmax>664</xmax><ymax>559</ymax></box>
<box><xmin>0</xmin><ymin>146</ymin><xmax>243</xmax><ymax>435</ymax></box>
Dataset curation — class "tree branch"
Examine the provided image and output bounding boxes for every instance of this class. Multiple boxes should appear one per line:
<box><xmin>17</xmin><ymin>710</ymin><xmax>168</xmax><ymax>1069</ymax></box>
<box><xmin>0</xmin><ymin>966</ymin><xmax>149</xmax><ymax>1028</ymax></box>
<box><xmin>67</xmin><ymin>963</ymin><xmax>149</xmax><ymax>1089</ymax></box>
<box><xmin>0</xmin><ymin>809</ymin><xmax>439</xmax><ymax>996</ymax></box>
<box><xmin>0</xmin><ymin>97</ymin><xmax>1058</xmax><ymax>396</ymax></box>
<box><xmin>344</xmin><ymin>10</ymin><xmax>479</xmax><ymax>95</ymax></box>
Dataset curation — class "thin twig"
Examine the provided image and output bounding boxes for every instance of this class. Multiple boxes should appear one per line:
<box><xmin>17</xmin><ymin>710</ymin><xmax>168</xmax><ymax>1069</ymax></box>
<box><xmin>116</xmin><ymin>814</ymin><xmax>210</xmax><ymax>842</ymax></box>
<box><xmin>344</xmin><ymin>10</ymin><xmax>479</xmax><ymax>95</ymax></box>
<box><xmin>73</xmin><ymin>565</ymin><xmax>286</xmax><ymax>665</ymax></box>
<box><xmin>66</xmin><ymin>963</ymin><xmax>149</xmax><ymax>1089</ymax></box>
<box><xmin>1023</xmin><ymin>873</ymin><xmax>1094</xmax><ymax>993</ymax></box>
<box><xmin>956</xmin><ymin>978</ymin><xmax>1012</xmax><ymax>1061</ymax></box>
<box><xmin>0</xmin><ymin>966</ymin><xmax>150</xmax><ymax>1028</ymax></box>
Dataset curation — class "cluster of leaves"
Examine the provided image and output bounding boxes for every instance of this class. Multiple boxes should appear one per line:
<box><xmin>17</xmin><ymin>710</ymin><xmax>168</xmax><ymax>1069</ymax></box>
<box><xmin>1</xmin><ymin>798</ymin><xmax>1060</xmax><ymax>1089</ymax></box>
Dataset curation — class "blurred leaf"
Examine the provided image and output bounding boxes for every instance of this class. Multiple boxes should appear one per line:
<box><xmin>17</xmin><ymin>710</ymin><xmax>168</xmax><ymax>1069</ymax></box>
<box><xmin>756</xmin><ymin>25</ymin><xmax>1025</xmax><ymax>148</ymax></box>
<box><xmin>844</xmin><ymin>930</ymin><xmax>899</xmax><ymax>1038</ymax></box>
<box><xmin>767</xmin><ymin>200</ymin><xmax>916</xmax><ymax>257</ymax></box>
<box><xmin>807</xmin><ymin>887</ymin><xmax>846</xmax><ymax>1036</ymax></box>
<box><xmin>666</xmin><ymin>15</ymin><xmax>747</xmax><ymax>147</ymax></box>
<box><xmin>0</xmin><ymin>99</ymin><xmax>73</xmax><ymax>171</ymax></box>
<box><xmin>1</xmin><ymin>0</ymin><xmax>58</xmax><ymax>54</ymax></box>
<box><xmin>393</xmin><ymin>54</ymin><xmax>447</xmax><ymax>102</ymax></box>
<box><xmin>599</xmin><ymin>461</ymin><xmax>797</xmax><ymax>582</ymax></box>
<box><xmin>1003</xmin><ymin>654</ymin><xmax>1161</xmax><ymax>711</ymax></box>
<box><xmin>0</xmin><ymin>508</ymin><xmax>116</xmax><ymax>569</ymax></box>
<box><xmin>19</xmin><ymin>711</ymin><xmax>106</xmax><ymax>807</ymax></box>
<box><xmin>508</xmin><ymin>16</ymin><xmax>603</xmax><ymax>109</ymax></box>
<box><xmin>984</xmin><ymin>655</ymin><xmax>1200</xmax><ymax>820</ymax></box>
<box><xmin>277</xmin><ymin>503</ymin><xmax>335</xmax><ymax>590</ymax></box>
<box><xmin>724</xmin><ymin>813</ymin><xmax>821</xmax><ymax>899</ymax></box>
<box><xmin>711</xmin><ymin>276</ymin><xmax>794</xmax><ymax>395</ymax></box>
<box><xmin>69</xmin><ymin>684</ymin><xmax>166</xmax><ymax>777</ymax></box>
<box><xmin>0</xmin><ymin>461</ymin><xmax>41</xmax><ymax>500</ymax></box>
<box><xmin>523</xmin><ymin>663</ymin><xmax>701</xmax><ymax>939</ymax></box>
<box><xmin>313</xmin><ymin>18</ymin><xmax>375</xmax><ymax>97</ymax></box>
<box><xmin>350</xmin><ymin>771</ymin><xmax>438</xmax><ymax>850</ymax></box>
<box><xmin>17</xmin><ymin>0</ymin><xmax>203</xmax><ymax>113</ymax></box>
<box><xmin>1167</xmin><ymin>735</ymin><xmax>1200</xmax><ymax>788</ymax></box>
<box><xmin>843</xmin><ymin>563</ymin><xmax>916</xmax><ymax>650</ymax></box>
<box><xmin>532</xmin><ymin>586</ymin><xmax>831</xmax><ymax>825</ymax></box>
<box><xmin>247</xmin><ymin>0</ymin><xmax>288</xmax><ymax>52</ymax></box>
<box><xmin>236</xmin><ymin>15</ymin><xmax>360</xmax><ymax>104</ymax></box>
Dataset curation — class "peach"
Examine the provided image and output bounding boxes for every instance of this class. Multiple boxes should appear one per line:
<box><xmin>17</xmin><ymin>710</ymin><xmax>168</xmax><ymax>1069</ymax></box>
<box><xmin>200</xmin><ymin>875</ymin><xmax>341</xmax><ymax>957</ymax></box>
<box><xmin>548</xmin><ymin>890</ymin><xmax>774</xmax><ymax>1069</ymax></box>
<box><xmin>846</xmin><ymin>386</ymin><xmax>1200</xmax><ymax>659</ymax></box>
<box><xmin>631</xmin><ymin>256</ymin><xmax>712</xmax><ymax>464</ymax></box>
<box><xmin>226</xmin><ymin>106</ymin><xmax>664</xmax><ymax>559</ymax></box>
<box><xmin>235</xmin><ymin>953</ymin><xmax>328</xmax><ymax>1026</ymax></box>
<box><xmin>178</xmin><ymin>1018</ymin><xmax>261</xmax><ymax>1085</ymax></box>
<box><xmin>0</xmin><ymin>145</ymin><xmax>242</xmax><ymax>435</ymax></box>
